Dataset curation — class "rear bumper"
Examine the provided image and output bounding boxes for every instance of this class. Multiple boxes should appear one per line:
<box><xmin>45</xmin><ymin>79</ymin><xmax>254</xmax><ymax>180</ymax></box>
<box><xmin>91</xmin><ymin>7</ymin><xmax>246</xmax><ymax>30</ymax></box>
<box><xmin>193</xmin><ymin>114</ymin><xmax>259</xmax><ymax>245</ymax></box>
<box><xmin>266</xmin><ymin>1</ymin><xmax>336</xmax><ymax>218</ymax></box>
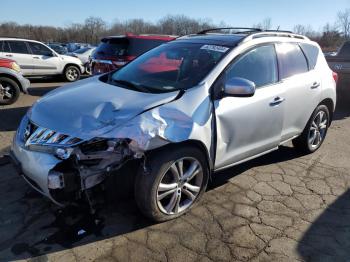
<box><xmin>92</xmin><ymin>60</ymin><xmax>118</xmax><ymax>75</ymax></box>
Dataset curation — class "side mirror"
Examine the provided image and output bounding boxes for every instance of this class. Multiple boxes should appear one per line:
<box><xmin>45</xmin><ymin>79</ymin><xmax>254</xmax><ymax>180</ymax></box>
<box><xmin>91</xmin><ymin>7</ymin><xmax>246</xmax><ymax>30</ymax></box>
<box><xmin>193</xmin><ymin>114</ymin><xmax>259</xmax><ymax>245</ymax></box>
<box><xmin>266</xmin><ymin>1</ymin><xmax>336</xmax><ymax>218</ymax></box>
<box><xmin>223</xmin><ymin>77</ymin><xmax>256</xmax><ymax>97</ymax></box>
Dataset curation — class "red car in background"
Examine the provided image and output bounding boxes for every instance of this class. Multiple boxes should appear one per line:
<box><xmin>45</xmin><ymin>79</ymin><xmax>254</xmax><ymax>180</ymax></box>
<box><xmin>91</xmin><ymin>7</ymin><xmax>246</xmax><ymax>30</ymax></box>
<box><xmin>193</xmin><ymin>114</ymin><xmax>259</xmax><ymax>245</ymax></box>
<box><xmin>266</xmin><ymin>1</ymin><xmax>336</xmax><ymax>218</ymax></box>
<box><xmin>0</xmin><ymin>58</ymin><xmax>30</xmax><ymax>105</ymax></box>
<box><xmin>91</xmin><ymin>33</ymin><xmax>177</xmax><ymax>75</ymax></box>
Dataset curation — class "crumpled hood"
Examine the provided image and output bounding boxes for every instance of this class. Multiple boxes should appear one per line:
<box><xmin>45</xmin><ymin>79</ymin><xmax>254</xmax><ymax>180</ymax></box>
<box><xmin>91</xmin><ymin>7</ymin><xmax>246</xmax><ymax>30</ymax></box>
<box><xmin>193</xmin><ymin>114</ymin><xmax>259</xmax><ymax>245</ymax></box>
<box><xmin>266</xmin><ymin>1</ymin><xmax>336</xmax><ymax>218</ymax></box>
<box><xmin>29</xmin><ymin>77</ymin><xmax>180</xmax><ymax>140</ymax></box>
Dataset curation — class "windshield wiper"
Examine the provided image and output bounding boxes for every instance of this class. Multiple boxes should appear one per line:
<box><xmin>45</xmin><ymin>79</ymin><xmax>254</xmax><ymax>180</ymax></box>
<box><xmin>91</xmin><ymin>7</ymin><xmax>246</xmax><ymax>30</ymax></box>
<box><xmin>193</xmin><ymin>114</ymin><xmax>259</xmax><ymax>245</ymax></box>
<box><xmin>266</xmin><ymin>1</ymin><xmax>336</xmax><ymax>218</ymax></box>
<box><xmin>111</xmin><ymin>79</ymin><xmax>150</xmax><ymax>93</ymax></box>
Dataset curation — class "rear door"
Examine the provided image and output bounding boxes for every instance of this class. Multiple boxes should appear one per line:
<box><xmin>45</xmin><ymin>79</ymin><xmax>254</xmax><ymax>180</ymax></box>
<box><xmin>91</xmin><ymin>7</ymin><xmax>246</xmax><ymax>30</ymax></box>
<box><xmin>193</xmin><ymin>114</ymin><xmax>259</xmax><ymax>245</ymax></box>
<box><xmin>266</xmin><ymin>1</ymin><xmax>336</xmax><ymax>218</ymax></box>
<box><xmin>276</xmin><ymin>43</ymin><xmax>321</xmax><ymax>141</ymax></box>
<box><xmin>27</xmin><ymin>41</ymin><xmax>61</xmax><ymax>75</ymax></box>
<box><xmin>4</xmin><ymin>40</ymin><xmax>33</xmax><ymax>75</ymax></box>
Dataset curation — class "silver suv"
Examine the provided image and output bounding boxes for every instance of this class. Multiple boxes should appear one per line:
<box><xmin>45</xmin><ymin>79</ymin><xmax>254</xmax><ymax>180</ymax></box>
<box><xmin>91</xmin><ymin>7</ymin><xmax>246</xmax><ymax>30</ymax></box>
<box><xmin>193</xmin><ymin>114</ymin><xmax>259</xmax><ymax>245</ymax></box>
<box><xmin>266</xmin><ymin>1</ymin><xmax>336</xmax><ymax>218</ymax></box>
<box><xmin>11</xmin><ymin>28</ymin><xmax>337</xmax><ymax>221</ymax></box>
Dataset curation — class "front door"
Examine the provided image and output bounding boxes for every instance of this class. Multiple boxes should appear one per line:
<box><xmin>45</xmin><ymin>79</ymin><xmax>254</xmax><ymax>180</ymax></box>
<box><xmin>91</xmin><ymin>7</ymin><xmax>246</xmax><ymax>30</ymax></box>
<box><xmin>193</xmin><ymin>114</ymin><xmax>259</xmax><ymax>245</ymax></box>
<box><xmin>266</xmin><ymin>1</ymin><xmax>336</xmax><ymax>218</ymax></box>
<box><xmin>27</xmin><ymin>41</ymin><xmax>60</xmax><ymax>75</ymax></box>
<box><xmin>214</xmin><ymin>44</ymin><xmax>285</xmax><ymax>170</ymax></box>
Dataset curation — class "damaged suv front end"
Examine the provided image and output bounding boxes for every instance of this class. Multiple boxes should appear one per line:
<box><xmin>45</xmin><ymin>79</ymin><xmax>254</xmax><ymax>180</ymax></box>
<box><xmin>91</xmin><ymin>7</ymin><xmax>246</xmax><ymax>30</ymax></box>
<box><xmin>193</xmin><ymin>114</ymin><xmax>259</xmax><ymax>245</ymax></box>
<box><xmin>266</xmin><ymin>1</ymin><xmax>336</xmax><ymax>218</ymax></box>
<box><xmin>11</xmin><ymin>76</ymin><xmax>186</xmax><ymax>206</ymax></box>
<box><xmin>12</xmin><ymin>113</ymin><xmax>137</xmax><ymax>205</ymax></box>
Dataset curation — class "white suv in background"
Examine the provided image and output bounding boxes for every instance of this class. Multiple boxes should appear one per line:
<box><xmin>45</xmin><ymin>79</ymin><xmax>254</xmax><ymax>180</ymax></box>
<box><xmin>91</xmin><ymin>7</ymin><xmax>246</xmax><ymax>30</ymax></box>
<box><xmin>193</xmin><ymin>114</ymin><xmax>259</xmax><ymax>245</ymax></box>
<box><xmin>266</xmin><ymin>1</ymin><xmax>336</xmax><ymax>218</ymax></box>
<box><xmin>0</xmin><ymin>38</ymin><xmax>85</xmax><ymax>82</ymax></box>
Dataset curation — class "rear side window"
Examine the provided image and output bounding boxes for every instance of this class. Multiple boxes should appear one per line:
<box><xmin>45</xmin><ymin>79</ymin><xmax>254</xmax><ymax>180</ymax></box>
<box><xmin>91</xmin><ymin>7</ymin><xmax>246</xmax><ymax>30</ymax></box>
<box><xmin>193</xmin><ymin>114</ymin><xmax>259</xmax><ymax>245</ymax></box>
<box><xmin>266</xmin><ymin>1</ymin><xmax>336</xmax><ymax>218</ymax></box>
<box><xmin>128</xmin><ymin>39</ymin><xmax>168</xmax><ymax>56</ymax></box>
<box><xmin>276</xmin><ymin>43</ymin><xmax>308</xmax><ymax>79</ymax></box>
<box><xmin>300</xmin><ymin>43</ymin><xmax>319</xmax><ymax>70</ymax></box>
<box><xmin>95</xmin><ymin>38</ymin><xmax>128</xmax><ymax>57</ymax></box>
<box><xmin>225</xmin><ymin>45</ymin><xmax>278</xmax><ymax>88</ymax></box>
<box><xmin>7</xmin><ymin>41</ymin><xmax>30</xmax><ymax>54</ymax></box>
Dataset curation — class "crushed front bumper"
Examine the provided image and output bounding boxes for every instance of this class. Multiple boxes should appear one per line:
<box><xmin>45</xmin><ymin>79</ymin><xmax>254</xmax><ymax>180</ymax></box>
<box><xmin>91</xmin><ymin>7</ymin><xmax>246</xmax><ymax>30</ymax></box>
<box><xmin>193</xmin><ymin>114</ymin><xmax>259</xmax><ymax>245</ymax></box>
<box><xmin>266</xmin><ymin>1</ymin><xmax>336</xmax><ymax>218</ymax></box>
<box><xmin>10</xmin><ymin>132</ymin><xmax>64</xmax><ymax>206</ymax></box>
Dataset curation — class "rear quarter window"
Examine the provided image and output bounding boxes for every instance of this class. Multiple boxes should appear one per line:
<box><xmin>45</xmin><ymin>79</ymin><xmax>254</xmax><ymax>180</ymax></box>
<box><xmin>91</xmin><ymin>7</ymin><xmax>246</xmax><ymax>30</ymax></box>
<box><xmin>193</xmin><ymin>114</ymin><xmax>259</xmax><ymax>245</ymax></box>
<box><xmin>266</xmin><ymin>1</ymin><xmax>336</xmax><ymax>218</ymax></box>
<box><xmin>300</xmin><ymin>43</ymin><xmax>319</xmax><ymax>70</ymax></box>
<box><xmin>276</xmin><ymin>43</ymin><xmax>308</xmax><ymax>79</ymax></box>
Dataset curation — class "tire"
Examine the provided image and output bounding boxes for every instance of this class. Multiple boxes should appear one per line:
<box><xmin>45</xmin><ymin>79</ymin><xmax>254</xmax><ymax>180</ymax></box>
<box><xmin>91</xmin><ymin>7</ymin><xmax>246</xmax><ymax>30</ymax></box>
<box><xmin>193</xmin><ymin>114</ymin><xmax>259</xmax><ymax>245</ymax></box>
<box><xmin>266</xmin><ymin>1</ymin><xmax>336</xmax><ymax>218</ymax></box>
<box><xmin>64</xmin><ymin>65</ymin><xmax>81</xmax><ymax>82</ymax></box>
<box><xmin>0</xmin><ymin>77</ymin><xmax>20</xmax><ymax>105</ymax></box>
<box><xmin>292</xmin><ymin>104</ymin><xmax>330</xmax><ymax>154</ymax></box>
<box><xmin>135</xmin><ymin>145</ymin><xmax>209</xmax><ymax>222</ymax></box>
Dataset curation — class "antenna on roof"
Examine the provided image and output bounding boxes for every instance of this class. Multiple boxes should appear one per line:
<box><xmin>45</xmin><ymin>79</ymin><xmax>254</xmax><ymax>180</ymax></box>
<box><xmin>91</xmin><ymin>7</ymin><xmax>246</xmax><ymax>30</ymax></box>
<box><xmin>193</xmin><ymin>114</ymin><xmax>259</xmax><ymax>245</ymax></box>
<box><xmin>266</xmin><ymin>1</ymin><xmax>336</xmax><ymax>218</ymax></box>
<box><xmin>277</xmin><ymin>26</ymin><xmax>280</xmax><ymax>31</ymax></box>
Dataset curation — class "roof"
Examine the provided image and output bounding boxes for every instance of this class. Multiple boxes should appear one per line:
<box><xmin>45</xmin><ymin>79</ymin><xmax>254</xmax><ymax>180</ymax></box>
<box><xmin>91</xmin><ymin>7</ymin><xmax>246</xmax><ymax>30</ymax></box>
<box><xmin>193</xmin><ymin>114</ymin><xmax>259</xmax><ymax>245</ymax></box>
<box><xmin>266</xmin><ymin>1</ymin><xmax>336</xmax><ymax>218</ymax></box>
<box><xmin>0</xmin><ymin>37</ymin><xmax>42</xmax><ymax>43</ymax></box>
<box><xmin>102</xmin><ymin>33</ymin><xmax>177</xmax><ymax>42</ymax></box>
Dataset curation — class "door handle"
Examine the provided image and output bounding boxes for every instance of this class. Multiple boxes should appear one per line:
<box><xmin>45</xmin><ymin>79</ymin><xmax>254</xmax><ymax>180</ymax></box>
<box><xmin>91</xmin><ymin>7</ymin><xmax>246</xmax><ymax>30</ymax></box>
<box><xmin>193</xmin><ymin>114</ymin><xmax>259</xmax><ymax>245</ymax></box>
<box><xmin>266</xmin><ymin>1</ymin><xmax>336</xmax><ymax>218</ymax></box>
<box><xmin>5</xmin><ymin>54</ymin><xmax>13</xmax><ymax>57</ymax></box>
<box><xmin>311</xmin><ymin>82</ymin><xmax>320</xmax><ymax>89</ymax></box>
<box><xmin>33</xmin><ymin>56</ymin><xmax>40</xmax><ymax>59</ymax></box>
<box><xmin>270</xmin><ymin>96</ymin><xmax>285</xmax><ymax>106</ymax></box>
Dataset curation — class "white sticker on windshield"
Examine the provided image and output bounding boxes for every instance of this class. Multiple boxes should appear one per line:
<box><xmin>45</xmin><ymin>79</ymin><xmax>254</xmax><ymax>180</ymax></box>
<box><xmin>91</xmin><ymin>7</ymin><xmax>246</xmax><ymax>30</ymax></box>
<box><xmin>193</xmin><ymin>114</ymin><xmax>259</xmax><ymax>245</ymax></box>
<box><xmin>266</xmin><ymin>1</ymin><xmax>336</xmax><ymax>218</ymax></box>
<box><xmin>200</xmin><ymin>45</ymin><xmax>229</xmax><ymax>53</ymax></box>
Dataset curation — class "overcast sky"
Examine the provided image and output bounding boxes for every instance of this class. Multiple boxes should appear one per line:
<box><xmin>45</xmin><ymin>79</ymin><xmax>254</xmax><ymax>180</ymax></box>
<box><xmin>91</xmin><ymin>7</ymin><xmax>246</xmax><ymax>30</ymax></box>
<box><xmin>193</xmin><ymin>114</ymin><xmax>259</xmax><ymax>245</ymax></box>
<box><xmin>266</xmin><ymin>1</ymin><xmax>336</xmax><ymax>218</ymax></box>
<box><xmin>1</xmin><ymin>0</ymin><xmax>349</xmax><ymax>31</ymax></box>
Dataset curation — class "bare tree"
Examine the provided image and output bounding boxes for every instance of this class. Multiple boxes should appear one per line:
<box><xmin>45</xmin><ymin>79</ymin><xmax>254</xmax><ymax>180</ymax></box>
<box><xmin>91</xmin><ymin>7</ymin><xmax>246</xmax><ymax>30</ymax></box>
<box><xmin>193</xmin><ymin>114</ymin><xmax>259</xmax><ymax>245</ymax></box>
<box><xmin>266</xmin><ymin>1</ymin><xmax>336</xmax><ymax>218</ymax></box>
<box><xmin>337</xmin><ymin>9</ymin><xmax>350</xmax><ymax>39</ymax></box>
<box><xmin>253</xmin><ymin>18</ymin><xmax>272</xmax><ymax>30</ymax></box>
<box><xmin>83</xmin><ymin>16</ymin><xmax>107</xmax><ymax>44</ymax></box>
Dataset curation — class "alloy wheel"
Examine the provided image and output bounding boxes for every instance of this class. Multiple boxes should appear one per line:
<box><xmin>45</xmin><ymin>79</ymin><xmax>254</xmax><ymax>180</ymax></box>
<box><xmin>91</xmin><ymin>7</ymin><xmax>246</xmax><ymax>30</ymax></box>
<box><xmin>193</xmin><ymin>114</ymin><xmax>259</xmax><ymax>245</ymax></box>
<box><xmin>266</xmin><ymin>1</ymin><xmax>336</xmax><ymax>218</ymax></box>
<box><xmin>66</xmin><ymin>68</ymin><xmax>79</xmax><ymax>81</ymax></box>
<box><xmin>156</xmin><ymin>157</ymin><xmax>203</xmax><ymax>215</ymax></box>
<box><xmin>308</xmin><ymin>110</ymin><xmax>328</xmax><ymax>149</ymax></box>
<box><xmin>0</xmin><ymin>82</ymin><xmax>14</xmax><ymax>102</ymax></box>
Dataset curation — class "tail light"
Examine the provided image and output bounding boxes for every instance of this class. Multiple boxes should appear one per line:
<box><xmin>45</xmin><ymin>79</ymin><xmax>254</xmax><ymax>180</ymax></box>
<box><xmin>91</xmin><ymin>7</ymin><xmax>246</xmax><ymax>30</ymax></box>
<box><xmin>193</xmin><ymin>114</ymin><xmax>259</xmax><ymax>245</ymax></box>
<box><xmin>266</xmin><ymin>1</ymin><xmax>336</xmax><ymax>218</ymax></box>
<box><xmin>332</xmin><ymin>71</ymin><xmax>338</xmax><ymax>84</ymax></box>
<box><xmin>10</xmin><ymin>62</ymin><xmax>21</xmax><ymax>72</ymax></box>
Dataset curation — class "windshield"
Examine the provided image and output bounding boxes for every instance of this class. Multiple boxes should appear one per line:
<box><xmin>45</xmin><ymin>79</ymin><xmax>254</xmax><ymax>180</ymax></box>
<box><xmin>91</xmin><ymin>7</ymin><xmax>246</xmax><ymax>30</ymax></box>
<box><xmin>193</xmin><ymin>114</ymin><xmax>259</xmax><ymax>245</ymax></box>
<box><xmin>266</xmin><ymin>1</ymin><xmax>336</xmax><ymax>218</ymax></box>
<box><xmin>106</xmin><ymin>42</ymin><xmax>230</xmax><ymax>93</ymax></box>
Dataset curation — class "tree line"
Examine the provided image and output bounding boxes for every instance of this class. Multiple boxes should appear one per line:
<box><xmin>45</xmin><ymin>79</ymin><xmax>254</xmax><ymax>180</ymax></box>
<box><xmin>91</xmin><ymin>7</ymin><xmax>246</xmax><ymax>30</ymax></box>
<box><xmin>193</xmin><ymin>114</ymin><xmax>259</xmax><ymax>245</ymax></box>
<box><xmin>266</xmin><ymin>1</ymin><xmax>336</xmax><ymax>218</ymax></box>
<box><xmin>1</xmin><ymin>12</ymin><xmax>350</xmax><ymax>51</ymax></box>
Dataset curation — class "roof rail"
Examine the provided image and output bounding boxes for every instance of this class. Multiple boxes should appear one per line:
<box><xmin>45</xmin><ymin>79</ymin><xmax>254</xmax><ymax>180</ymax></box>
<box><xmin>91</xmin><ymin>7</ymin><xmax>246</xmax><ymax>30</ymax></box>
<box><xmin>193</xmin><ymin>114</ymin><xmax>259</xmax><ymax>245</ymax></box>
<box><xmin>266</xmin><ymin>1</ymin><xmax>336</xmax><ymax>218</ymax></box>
<box><xmin>241</xmin><ymin>31</ymin><xmax>309</xmax><ymax>43</ymax></box>
<box><xmin>139</xmin><ymin>34</ymin><xmax>178</xmax><ymax>38</ymax></box>
<box><xmin>197</xmin><ymin>27</ymin><xmax>263</xmax><ymax>35</ymax></box>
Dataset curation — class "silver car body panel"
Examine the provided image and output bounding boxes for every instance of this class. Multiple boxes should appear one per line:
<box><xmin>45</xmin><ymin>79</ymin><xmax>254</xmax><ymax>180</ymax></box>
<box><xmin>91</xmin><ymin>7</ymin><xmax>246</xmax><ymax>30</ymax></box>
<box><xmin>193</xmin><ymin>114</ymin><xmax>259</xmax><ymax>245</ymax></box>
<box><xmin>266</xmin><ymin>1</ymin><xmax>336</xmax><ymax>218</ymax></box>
<box><xmin>11</xmin><ymin>35</ymin><xmax>336</xmax><ymax>204</ymax></box>
<box><xmin>0</xmin><ymin>67</ymin><xmax>30</xmax><ymax>93</ymax></box>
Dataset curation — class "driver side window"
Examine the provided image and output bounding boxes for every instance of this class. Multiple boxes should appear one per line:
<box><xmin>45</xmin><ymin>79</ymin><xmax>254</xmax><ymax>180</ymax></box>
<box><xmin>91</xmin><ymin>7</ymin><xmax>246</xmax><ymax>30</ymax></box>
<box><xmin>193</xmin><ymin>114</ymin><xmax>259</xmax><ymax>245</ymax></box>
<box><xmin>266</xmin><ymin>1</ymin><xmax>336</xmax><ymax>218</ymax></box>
<box><xmin>226</xmin><ymin>45</ymin><xmax>278</xmax><ymax>88</ymax></box>
<box><xmin>27</xmin><ymin>42</ymin><xmax>52</xmax><ymax>56</ymax></box>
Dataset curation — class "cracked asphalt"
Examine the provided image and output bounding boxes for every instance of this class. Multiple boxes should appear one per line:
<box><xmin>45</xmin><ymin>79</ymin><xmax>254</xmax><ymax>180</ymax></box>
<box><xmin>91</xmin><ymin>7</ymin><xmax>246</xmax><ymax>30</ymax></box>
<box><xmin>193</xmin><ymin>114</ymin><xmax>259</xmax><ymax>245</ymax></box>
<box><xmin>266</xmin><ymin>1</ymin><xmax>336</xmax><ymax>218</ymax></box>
<box><xmin>0</xmin><ymin>79</ymin><xmax>350</xmax><ymax>261</ymax></box>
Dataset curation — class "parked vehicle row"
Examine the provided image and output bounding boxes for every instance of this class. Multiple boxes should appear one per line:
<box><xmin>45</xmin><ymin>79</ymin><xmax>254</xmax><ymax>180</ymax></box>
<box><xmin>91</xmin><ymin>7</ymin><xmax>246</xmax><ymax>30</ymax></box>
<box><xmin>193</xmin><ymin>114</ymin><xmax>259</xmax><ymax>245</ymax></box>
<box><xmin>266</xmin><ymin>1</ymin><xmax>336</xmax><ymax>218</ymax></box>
<box><xmin>10</xmin><ymin>28</ymin><xmax>337</xmax><ymax>222</ymax></box>
<box><xmin>47</xmin><ymin>43</ymin><xmax>68</xmax><ymax>55</ymax></box>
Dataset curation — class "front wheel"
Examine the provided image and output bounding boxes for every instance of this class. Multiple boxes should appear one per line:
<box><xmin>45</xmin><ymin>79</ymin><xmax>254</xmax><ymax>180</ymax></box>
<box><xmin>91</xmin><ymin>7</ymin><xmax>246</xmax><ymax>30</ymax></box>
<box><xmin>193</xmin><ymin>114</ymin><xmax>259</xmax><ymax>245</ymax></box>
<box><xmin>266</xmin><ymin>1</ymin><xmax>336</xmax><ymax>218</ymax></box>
<box><xmin>64</xmin><ymin>65</ymin><xmax>81</xmax><ymax>82</ymax></box>
<box><xmin>135</xmin><ymin>146</ymin><xmax>209</xmax><ymax>222</ymax></box>
<box><xmin>292</xmin><ymin>104</ymin><xmax>330</xmax><ymax>154</ymax></box>
<box><xmin>0</xmin><ymin>77</ymin><xmax>20</xmax><ymax>105</ymax></box>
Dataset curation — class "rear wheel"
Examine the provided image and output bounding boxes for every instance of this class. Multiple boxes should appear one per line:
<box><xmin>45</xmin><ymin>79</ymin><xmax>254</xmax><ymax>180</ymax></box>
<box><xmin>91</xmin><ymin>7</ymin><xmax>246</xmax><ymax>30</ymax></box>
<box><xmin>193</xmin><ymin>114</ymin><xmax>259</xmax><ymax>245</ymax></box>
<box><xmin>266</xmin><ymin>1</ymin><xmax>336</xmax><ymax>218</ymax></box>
<box><xmin>64</xmin><ymin>65</ymin><xmax>80</xmax><ymax>82</ymax></box>
<box><xmin>0</xmin><ymin>77</ymin><xmax>20</xmax><ymax>105</ymax></box>
<box><xmin>135</xmin><ymin>146</ymin><xmax>209</xmax><ymax>222</ymax></box>
<box><xmin>292</xmin><ymin>104</ymin><xmax>330</xmax><ymax>154</ymax></box>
